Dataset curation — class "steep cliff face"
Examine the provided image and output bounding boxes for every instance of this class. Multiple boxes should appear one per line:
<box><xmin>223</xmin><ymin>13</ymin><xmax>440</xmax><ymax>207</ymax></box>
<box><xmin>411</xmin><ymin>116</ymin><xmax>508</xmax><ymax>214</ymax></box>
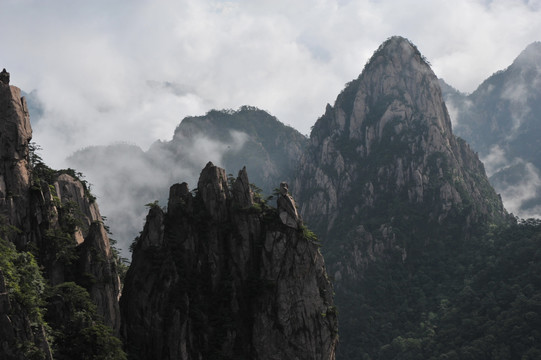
<box><xmin>121</xmin><ymin>162</ymin><xmax>337</xmax><ymax>360</ymax></box>
<box><xmin>296</xmin><ymin>36</ymin><xmax>507</xmax><ymax>269</ymax></box>
<box><xmin>0</xmin><ymin>75</ymin><xmax>122</xmax><ymax>358</ymax></box>
<box><xmin>0</xmin><ymin>76</ymin><xmax>33</xmax><ymax>247</ymax></box>
<box><xmin>294</xmin><ymin>37</ymin><xmax>509</xmax><ymax>358</ymax></box>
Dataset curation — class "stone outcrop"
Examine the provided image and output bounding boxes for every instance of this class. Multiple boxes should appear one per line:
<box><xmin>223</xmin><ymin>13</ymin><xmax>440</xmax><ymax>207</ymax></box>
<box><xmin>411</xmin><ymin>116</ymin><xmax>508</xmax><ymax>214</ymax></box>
<box><xmin>0</xmin><ymin>75</ymin><xmax>122</xmax><ymax>357</ymax></box>
<box><xmin>121</xmin><ymin>162</ymin><xmax>337</xmax><ymax>360</ymax></box>
<box><xmin>0</xmin><ymin>69</ymin><xmax>9</xmax><ymax>85</ymax></box>
<box><xmin>0</xmin><ymin>77</ymin><xmax>32</xmax><ymax>248</ymax></box>
<box><xmin>277</xmin><ymin>181</ymin><xmax>302</xmax><ymax>229</ymax></box>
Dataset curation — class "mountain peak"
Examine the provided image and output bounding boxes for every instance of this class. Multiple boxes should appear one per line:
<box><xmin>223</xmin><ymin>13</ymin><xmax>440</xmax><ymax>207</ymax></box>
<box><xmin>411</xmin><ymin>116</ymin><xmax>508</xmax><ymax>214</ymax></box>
<box><xmin>371</xmin><ymin>36</ymin><xmax>424</xmax><ymax>60</ymax></box>
<box><xmin>301</xmin><ymin>37</ymin><xmax>507</xmax><ymax>241</ymax></box>
<box><xmin>311</xmin><ymin>36</ymin><xmax>450</xmax><ymax>148</ymax></box>
<box><xmin>513</xmin><ymin>41</ymin><xmax>541</xmax><ymax>68</ymax></box>
<box><xmin>366</xmin><ymin>36</ymin><xmax>430</xmax><ymax>71</ymax></box>
<box><xmin>296</xmin><ymin>37</ymin><xmax>509</xmax><ymax>358</ymax></box>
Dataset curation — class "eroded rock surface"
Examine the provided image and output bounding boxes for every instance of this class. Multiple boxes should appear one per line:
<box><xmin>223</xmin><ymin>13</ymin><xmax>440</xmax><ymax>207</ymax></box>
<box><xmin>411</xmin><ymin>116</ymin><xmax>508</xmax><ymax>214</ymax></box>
<box><xmin>121</xmin><ymin>162</ymin><xmax>337</xmax><ymax>360</ymax></box>
<box><xmin>294</xmin><ymin>37</ymin><xmax>510</xmax><ymax>358</ymax></box>
<box><xmin>0</xmin><ymin>77</ymin><xmax>122</xmax><ymax>357</ymax></box>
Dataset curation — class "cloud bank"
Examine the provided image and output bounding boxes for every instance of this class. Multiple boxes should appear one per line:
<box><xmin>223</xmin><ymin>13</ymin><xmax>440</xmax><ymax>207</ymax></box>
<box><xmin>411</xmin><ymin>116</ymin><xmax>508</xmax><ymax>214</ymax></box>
<box><xmin>1</xmin><ymin>0</ymin><xmax>540</xmax><ymax>169</ymax></box>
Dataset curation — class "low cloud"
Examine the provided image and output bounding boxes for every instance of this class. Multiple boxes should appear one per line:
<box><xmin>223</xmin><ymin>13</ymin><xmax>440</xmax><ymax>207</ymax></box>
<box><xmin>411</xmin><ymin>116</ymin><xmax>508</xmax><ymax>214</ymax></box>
<box><xmin>67</xmin><ymin>130</ymin><xmax>249</xmax><ymax>258</ymax></box>
<box><xmin>482</xmin><ymin>146</ymin><xmax>541</xmax><ymax>219</ymax></box>
<box><xmin>481</xmin><ymin>145</ymin><xmax>508</xmax><ymax>177</ymax></box>
<box><xmin>493</xmin><ymin>161</ymin><xmax>541</xmax><ymax>219</ymax></box>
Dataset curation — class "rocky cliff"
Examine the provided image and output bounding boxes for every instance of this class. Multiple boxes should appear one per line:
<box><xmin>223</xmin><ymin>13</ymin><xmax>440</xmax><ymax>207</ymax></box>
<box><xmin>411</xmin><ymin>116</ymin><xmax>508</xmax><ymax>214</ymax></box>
<box><xmin>121</xmin><ymin>162</ymin><xmax>337</xmax><ymax>360</ymax></box>
<box><xmin>0</xmin><ymin>73</ymin><xmax>123</xmax><ymax>359</ymax></box>
<box><xmin>297</xmin><ymin>36</ymin><xmax>508</xmax><ymax>267</ymax></box>
<box><xmin>294</xmin><ymin>36</ymin><xmax>510</xmax><ymax>358</ymax></box>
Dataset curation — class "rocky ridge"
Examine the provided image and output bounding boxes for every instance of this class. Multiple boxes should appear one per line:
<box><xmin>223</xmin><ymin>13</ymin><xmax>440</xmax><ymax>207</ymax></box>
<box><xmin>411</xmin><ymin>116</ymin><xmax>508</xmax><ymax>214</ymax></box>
<box><xmin>296</xmin><ymin>36</ymin><xmax>507</xmax><ymax>270</ymax></box>
<box><xmin>120</xmin><ymin>162</ymin><xmax>337</xmax><ymax>360</ymax></box>
<box><xmin>294</xmin><ymin>36</ymin><xmax>510</xmax><ymax>358</ymax></box>
<box><xmin>441</xmin><ymin>41</ymin><xmax>541</xmax><ymax>218</ymax></box>
<box><xmin>0</xmin><ymin>73</ymin><xmax>122</xmax><ymax>359</ymax></box>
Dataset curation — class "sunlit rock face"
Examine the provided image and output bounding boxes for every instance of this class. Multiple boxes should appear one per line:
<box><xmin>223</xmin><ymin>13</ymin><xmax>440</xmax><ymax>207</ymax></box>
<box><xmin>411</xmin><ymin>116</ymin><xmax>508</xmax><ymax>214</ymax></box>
<box><xmin>0</xmin><ymin>77</ymin><xmax>122</xmax><ymax>358</ymax></box>
<box><xmin>121</xmin><ymin>162</ymin><xmax>338</xmax><ymax>360</ymax></box>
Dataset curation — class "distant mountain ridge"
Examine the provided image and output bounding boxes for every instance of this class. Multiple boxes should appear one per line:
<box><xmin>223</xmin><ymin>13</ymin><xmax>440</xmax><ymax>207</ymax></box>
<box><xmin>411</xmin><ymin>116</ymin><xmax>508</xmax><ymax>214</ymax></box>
<box><xmin>441</xmin><ymin>41</ymin><xmax>541</xmax><ymax>218</ymax></box>
<box><xmin>67</xmin><ymin>106</ymin><xmax>308</xmax><ymax>256</ymax></box>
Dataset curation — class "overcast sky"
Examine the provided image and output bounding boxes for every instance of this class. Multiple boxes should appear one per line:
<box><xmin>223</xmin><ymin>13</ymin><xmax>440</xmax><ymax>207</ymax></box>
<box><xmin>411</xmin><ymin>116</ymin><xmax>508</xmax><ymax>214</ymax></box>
<box><xmin>2</xmin><ymin>0</ymin><xmax>541</xmax><ymax>168</ymax></box>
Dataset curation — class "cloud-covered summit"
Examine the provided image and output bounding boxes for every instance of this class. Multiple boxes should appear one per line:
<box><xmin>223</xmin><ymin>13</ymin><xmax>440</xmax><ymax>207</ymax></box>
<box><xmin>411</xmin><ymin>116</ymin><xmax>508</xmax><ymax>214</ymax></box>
<box><xmin>442</xmin><ymin>40</ymin><xmax>541</xmax><ymax>219</ymax></box>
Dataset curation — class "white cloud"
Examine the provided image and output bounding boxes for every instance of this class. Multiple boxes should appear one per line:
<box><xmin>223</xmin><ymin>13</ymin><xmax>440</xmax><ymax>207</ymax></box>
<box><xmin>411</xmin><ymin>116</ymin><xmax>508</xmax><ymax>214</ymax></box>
<box><xmin>482</xmin><ymin>146</ymin><xmax>541</xmax><ymax>219</ymax></box>
<box><xmin>67</xmin><ymin>129</ymin><xmax>249</xmax><ymax>257</ymax></box>
<box><xmin>2</xmin><ymin>0</ymin><xmax>539</xmax><ymax>167</ymax></box>
<box><xmin>482</xmin><ymin>145</ymin><xmax>509</xmax><ymax>177</ymax></box>
<box><xmin>496</xmin><ymin>161</ymin><xmax>541</xmax><ymax>219</ymax></box>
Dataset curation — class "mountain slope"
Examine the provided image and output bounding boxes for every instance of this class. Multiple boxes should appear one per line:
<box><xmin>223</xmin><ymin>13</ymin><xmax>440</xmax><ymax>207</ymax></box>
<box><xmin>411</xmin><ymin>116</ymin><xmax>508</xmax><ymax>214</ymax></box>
<box><xmin>294</xmin><ymin>36</ymin><xmax>509</xmax><ymax>359</ymax></box>
<box><xmin>442</xmin><ymin>41</ymin><xmax>541</xmax><ymax>218</ymax></box>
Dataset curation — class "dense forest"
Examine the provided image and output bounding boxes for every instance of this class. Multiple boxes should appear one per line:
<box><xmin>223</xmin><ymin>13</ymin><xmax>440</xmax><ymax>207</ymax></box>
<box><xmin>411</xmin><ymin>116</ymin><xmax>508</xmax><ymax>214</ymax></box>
<box><xmin>341</xmin><ymin>218</ymin><xmax>541</xmax><ymax>359</ymax></box>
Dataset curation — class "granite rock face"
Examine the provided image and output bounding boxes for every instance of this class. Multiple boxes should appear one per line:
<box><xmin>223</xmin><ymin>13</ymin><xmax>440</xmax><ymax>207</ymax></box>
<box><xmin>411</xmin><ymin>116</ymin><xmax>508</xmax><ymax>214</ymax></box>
<box><xmin>296</xmin><ymin>36</ymin><xmax>508</xmax><ymax>270</ymax></box>
<box><xmin>121</xmin><ymin>162</ymin><xmax>337</xmax><ymax>360</ymax></box>
<box><xmin>0</xmin><ymin>77</ymin><xmax>122</xmax><ymax>358</ymax></box>
<box><xmin>294</xmin><ymin>37</ymin><xmax>510</xmax><ymax>358</ymax></box>
<box><xmin>277</xmin><ymin>182</ymin><xmax>302</xmax><ymax>229</ymax></box>
<box><xmin>0</xmin><ymin>80</ymin><xmax>32</xmax><ymax>246</ymax></box>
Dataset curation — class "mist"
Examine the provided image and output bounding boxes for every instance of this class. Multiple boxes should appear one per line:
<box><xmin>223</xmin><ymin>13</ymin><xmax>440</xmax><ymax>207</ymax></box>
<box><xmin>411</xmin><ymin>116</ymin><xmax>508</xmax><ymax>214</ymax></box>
<box><xmin>67</xmin><ymin>131</ymin><xmax>249</xmax><ymax>258</ymax></box>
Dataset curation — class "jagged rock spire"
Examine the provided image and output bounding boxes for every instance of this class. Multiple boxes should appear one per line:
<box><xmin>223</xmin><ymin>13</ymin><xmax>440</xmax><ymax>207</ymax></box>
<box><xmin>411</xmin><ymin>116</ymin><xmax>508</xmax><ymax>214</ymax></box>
<box><xmin>0</xmin><ymin>68</ymin><xmax>9</xmax><ymax>85</ymax></box>
<box><xmin>121</xmin><ymin>164</ymin><xmax>337</xmax><ymax>360</ymax></box>
<box><xmin>277</xmin><ymin>181</ymin><xmax>301</xmax><ymax>228</ymax></box>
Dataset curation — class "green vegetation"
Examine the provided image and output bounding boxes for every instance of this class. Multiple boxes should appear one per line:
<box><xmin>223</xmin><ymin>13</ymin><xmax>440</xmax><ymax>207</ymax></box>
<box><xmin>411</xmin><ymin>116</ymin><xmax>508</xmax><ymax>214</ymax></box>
<box><xmin>299</xmin><ymin>224</ymin><xmax>319</xmax><ymax>244</ymax></box>
<box><xmin>1</xmin><ymin>142</ymin><xmax>127</xmax><ymax>359</ymax></box>
<box><xmin>0</xmin><ymin>237</ymin><xmax>46</xmax><ymax>323</ymax></box>
<box><xmin>341</xmin><ymin>219</ymin><xmax>541</xmax><ymax>359</ymax></box>
<box><xmin>45</xmin><ymin>282</ymin><xmax>126</xmax><ymax>360</ymax></box>
<box><xmin>29</xmin><ymin>142</ymin><xmax>96</xmax><ymax>203</ymax></box>
<box><xmin>1</xmin><ymin>236</ymin><xmax>126</xmax><ymax>360</ymax></box>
